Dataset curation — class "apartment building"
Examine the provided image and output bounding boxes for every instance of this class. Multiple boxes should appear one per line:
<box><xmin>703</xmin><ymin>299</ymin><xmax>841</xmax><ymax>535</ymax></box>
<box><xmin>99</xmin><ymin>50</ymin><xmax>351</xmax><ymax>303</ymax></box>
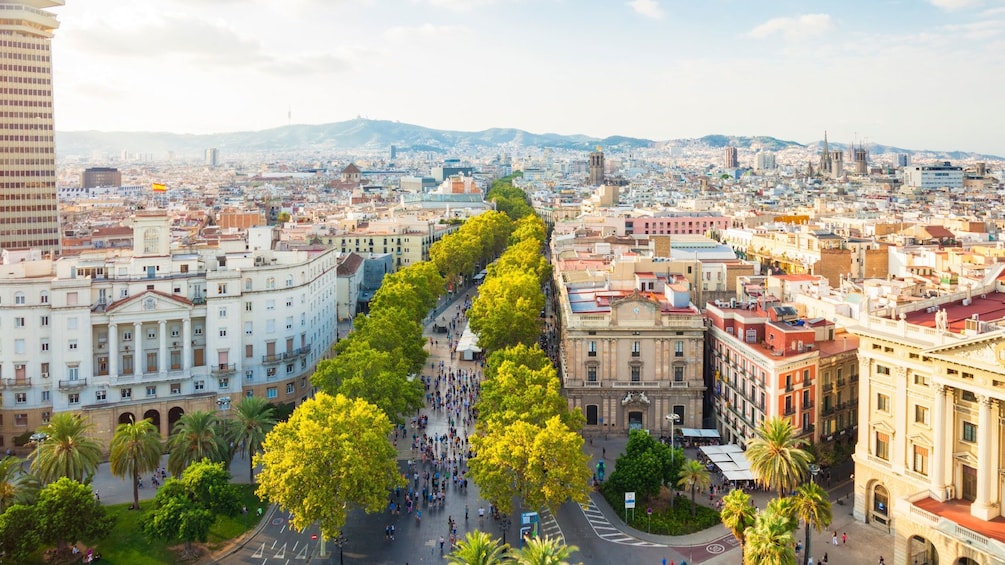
<box><xmin>707</xmin><ymin>297</ymin><xmax>856</xmax><ymax>446</ymax></box>
<box><xmin>323</xmin><ymin>216</ymin><xmax>458</xmax><ymax>271</ymax></box>
<box><xmin>851</xmin><ymin>293</ymin><xmax>1005</xmax><ymax>565</ymax></box>
<box><xmin>0</xmin><ymin>211</ymin><xmax>339</xmax><ymax>447</ymax></box>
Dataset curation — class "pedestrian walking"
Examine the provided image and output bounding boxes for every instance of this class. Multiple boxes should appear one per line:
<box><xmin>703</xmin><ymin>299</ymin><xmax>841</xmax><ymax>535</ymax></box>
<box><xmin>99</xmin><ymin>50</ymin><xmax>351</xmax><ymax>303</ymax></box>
<box><xmin>842</xmin><ymin>532</ymin><xmax>847</xmax><ymax>544</ymax></box>
<box><xmin>832</xmin><ymin>532</ymin><xmax>838</xmax><ymax>545</ymax></box>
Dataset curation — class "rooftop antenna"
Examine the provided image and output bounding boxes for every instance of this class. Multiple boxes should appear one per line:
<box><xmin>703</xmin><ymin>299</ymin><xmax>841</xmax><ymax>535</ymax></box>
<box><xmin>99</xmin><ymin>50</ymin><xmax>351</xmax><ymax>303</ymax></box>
<box><xmin>287</xmin><ymin>105</ymin><xmax>291</xmax><ymax>126</ymax></box>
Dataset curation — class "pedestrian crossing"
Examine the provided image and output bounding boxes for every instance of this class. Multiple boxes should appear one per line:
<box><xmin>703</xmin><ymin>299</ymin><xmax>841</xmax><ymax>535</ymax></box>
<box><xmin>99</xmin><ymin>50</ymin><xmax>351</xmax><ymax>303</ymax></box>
<box><xmin>537</xmin><ymin>507</ymin><xmax>564</xmax><ymax>544</ymax></box>
<box><xmin>578</xmin><ymin>498</ymin><xmax>666</xmax><ymax>547</ymax></box>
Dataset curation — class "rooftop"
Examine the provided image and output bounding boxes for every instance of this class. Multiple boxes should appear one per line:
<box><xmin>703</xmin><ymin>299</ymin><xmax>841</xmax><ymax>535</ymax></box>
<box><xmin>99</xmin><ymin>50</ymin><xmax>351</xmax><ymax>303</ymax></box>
<box><xmin>904</xmin><ymin>292</ymin><xmax>1005</xmax><ymax>333</ymax></box>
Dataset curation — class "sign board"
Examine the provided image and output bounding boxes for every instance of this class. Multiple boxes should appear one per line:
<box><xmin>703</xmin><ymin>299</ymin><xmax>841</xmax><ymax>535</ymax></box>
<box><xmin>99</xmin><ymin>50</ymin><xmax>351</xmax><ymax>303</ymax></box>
<box><xmin>625</xmin><ymin>492</ymin><xmax>636</xmax><ymax>509</ymax></box>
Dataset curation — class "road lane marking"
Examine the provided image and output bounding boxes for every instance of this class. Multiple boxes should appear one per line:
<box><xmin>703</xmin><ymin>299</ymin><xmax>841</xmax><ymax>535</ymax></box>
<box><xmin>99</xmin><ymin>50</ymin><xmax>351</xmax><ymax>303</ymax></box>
<box><xmin>577</xmin><ymin>498</ymin><xmax>666</xmax><ymax>547</ymax></box>
<box><xmin>252</xmin><ymin>542</ymin><xmax>265</xmax><ymax>558</ymax></box>
<box><xmin>275</xmin><ymin>542</ymin><xmax>287</xmax><ymax>558</ymax></box>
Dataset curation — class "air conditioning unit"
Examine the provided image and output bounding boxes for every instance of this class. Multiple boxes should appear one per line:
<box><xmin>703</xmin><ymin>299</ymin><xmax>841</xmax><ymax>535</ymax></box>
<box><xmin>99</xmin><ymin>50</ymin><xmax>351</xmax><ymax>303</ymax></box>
<box><xmin>124</xmin><ymin>345</ymin><xmax>130</xmax><ymax>351</ymax></box>
<box><xmin>41</xmin><ymin>372</ymin><xmax>49</xmax><ymax>379</ymax></box>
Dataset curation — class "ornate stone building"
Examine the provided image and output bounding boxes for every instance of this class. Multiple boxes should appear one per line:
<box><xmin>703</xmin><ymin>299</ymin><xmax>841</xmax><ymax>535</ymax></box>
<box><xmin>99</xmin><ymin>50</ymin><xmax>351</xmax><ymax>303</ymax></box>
<box><xmin>851</xmin><ymin>305</ymin><xmax>1005</xmax><ymax>565</ymax></box>
<box><xmin>557</xmin><ymin>278</ymin><xmax>706</xmax><ymax>436</ymax></box>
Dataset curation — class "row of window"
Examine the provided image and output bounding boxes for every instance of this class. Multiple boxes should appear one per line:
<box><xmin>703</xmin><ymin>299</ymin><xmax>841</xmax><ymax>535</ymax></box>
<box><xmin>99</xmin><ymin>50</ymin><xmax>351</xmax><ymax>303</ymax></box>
<box><xmin>586</xmin><ymin>340</ymin><xmax>686</xmax><ymax>356</ymax></box>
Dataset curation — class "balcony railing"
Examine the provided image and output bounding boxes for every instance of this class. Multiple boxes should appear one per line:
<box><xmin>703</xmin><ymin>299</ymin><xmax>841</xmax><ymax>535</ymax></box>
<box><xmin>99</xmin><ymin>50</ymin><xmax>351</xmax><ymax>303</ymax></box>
<box><xmin>611</xmin><ymin>381</ymin><xmax>661</xmax><ymax>388</ymax></box>
<box><xmin>671</xmin><ymin>381</ymin><xmax>689</xmax><ymax>388</ymax></box>
<box><xmin>785</xmin><ymin>384</ymin><xmax>794</xmax><ymax>392</ymax></box>
<box><xmin>2</xmin><ymin>378</ymin><xmax>31</xmax><ymax>389</ymax></box>
<box><xmin>58</xmin><ymin>379</ymin><xmax>87</xmax><ymax>390</ymax></box>
<box><xmin>262</xmin><ymin>353</ymin><xmax>283</xmax><ymax>364</ymax></box>
<box><xmin>211</xmin><ymin>363</ymin><xmax>236</xmax><ymax>377</ymax></box>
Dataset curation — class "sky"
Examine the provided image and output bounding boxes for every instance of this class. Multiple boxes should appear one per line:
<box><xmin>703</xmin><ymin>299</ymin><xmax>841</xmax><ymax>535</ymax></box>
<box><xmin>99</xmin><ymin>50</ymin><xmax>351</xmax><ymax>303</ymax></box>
<box><xmin>51</xmin><ymin>0</ymin><xmax>1005</xmax><ymax>155</ymax></box>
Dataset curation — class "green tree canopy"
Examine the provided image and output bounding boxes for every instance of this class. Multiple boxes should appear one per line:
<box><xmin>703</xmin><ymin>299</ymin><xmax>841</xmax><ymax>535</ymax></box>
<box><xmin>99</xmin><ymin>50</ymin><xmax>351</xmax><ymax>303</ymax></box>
<box><xmin>604</xmin><ymin>429</ymin><xmax>682</xmax><ymax>501</ymax></box>
<box><xmin>166</xmin><ymin>410</ymin><xmax>230</xmax><ymax>477</ymax></box>
<box><xmin>676</xmin><ymin>459</ymin><xmax>712</xmax><ymax>516</ymax></box>
<box><xmin>469</xmin><ymin>271</ymin><xmax>544</xmax><ymax>353</ymax></box>
<box><xmin>255</xmin><ymin>393</ymin><xmax>404</xmax><ymax>540</ymax></box>
<box><xmin>109</xmin><ymin>416</ymin><xmax>163</xmax><ymax>510</ymax></box>
<box><xmin>431</xmin><ymin>231</ymin><xmax>480</xmax><ymax>284</ymax></box>
<box><xmin>469</xmin><ymin>417</ymin><xmax>590</xmax><ymax>515</ymax></box>
<box><xmin>489</xmin><ymin>238</ymin><xmax>551</xmax><ymax>284</ymax></box>
<box><xmin>510</xmin><ymin>535</ymin><xmax>582</xmax><ymax>565</ymax></box>
<box><xmin>477</xmin><ymin>358</ymin><xmax>582</xmax><ymax>431</ymax></box>
<box><xmin>791</xmin><ymin>482</ymin><xmax>832</xmax><ymax>565</ymax></box>
<box><xmin>447</xmin><ymin>530</ymin><xmax>508</xmax><ymax>565</ymax></box>
<box><xmin>0</xmin><ymin>504</ymin><xmax>39</xmax><ymax>562</ymax></box>
<box><xmin>508</xmin><ymin>215</ymin><xmax>547</xmax><ymax>246</ymax></box>
<box><xmin>0</xmin><ymin>456</ymin><xmax>38</xmax><ymax>512</ymax></box>
<box><xmin>312</xmin><ymin>340</ymin><xmax>423</xmax><ymax>423</ymax></box>
<box><xmin>350</xmin><ymin>306</ymin><xmax>428</xmax><ymax>375</ymax></box>
<box><xmin>36</xmin><ymin>478</ymin><xmax>112</xmax><ymax>555</ymax></box>
<box><xmin>720</xmin><ymin>488</ymin><xmax>757</xmax><ymax>558</ymax></box>
<box><xmin>746</xmin><ymin>417</ymin><xmax>811</xmax><ymax>498</ymax></box>
<box><xmin>484</xmin><ymin>343</ymin><xmax>553</xmax><ymax>380</ymax></box>
<box><xmin>744</xmin><ymin>503</ymin><xmax>797</xmax><ymax>565</ymax></box>
<box><xmin>143</xmin><ymin>459</ymin><xmax>241</xmax><ymax>556</ymax></box>
<box><xmin>30</xmin><ymin>413</ymin><xmax>104</xmax><ymax>485</ymax></box>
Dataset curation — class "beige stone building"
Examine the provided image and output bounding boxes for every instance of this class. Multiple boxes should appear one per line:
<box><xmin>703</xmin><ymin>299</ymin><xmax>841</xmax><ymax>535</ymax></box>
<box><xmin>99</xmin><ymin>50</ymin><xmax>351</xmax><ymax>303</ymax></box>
<box><xmin>851</xmin><ymin>295</ymin><xmax>1005</xmax><ymax>565</ymax></box>
<box><xmin>556</xmin><ymin>274</ymin><xmax>706</xmax><ymax>436</ymax></box>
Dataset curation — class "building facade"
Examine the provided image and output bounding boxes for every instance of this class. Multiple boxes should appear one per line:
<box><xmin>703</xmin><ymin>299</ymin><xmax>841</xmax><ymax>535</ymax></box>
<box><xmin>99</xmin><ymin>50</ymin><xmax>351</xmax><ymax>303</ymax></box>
<box><xmin>558</xmin><ymin>278</ymin><xmax>706</xmax><ymax>436</ymax></box>
<box><xmin>0</xmin><ymin>211</ymin><xmax>339</xmax><ymax>447</ymax></box>
<box><xmin>81</xmin><ymin>167</ymin><xmax>121</xmax><ymax>189</ymax></box>
<box><xmin>852</xmin><ymin>313</ymin><xmax>1005</xmax><ymax>565</ymax></box>
<box><xmin>0</xmin><ymin>0</ymin><xmax>62</xmax><ymax>254</ymax></box>
<box><xmin>903</xmin><ymin>162</ymin><xmax>965</xmax><ymax>191</ymax></box>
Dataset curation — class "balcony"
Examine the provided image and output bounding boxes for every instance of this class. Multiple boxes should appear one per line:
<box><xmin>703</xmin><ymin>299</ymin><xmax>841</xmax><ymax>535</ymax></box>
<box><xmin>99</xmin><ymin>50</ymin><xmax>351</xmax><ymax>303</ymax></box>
<box><xmin>671</xmin><ymin>381</ymin><xmax>689</xmax><ymax>388</ymax></box>
<box><xmin>836</xmin><ymin>379</ymin><xmax>847</xmax><ymax>387</ymax></box>
<box><xmin>611</xmin><ymin>381</ymin><xmax>661</xmax><ymax>389</ymax></box>
<box><xmin>803</xmin><ymin>379</ymin><xmax>812</xmax><ymax>388</ymax></box>
<box><xmin>211</xmin><ymin>363</ymin><xmax>236</xmax><ymax>377</ymax></box>
<box><xmin>58</xmin><ymin>379</ymin><xmax>87</xmax><ymax>390</ymax></box>
<box><xmin>262</xmin><ymin>353</ymin><xmax>283</xmax><ymax>365</ymax></box>
<box><xmin>783</xmin><ymin>406</ymin><xmax>795</xmax><ymax>416</ymax></box>
<box><xmin>785</xmin><ymin>384</ymin><xmax>794</xmax><ymax>392</ymax></box>
<box><xmin>909</xmin><ymin>497</ymin><xmax>1005</xmax><ymax>561</ymax></box>
<box><xmin>802</xmin><ymin>400</ymin><xmax>814</xmax><ymax>409</ymax></box>
<box><xmin>3</xmin><ymin>378</ymin><xmax>31</xmax><ymax>389</ymax></box>
<box><xmin>800</xmin><ymin>424</ymin><xmax>815</xmax><ymax>435</ymax></box>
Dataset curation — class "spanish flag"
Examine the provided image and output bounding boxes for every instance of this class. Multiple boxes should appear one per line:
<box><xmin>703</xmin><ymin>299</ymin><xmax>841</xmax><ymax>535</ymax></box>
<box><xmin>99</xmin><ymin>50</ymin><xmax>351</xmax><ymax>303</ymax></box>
<box><xmin>152</xmin><ymin>183</ymin><xmax>167</xmax><ymax>192</ymax></box>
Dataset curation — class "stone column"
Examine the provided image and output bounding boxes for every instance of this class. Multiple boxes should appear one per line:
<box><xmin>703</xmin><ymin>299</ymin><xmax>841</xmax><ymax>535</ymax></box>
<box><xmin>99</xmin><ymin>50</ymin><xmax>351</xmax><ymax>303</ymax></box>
<box><xmin>108</xmin><ymin>323</ymin><xmax>118</xmax><ymax>379</ymax></box>
<box><xmin>159</xmin><ymin>320</ymin><xmax>167</xmax><ymax>375</ymax></box>
<box><xmin>134</xmin><ymin>322</ymin><xmax>143</xmax><ymax>373</ymax></box>
<box><xmin>183</xmin><ymin>318</ymin><xmax>192</xmax><ymax>372</ymax></box>
<box><xmin>892</xmin><ymin>367</ymin><xmax>908</xmax><ymax>474</ymax></box>
<box><xmin>931</xmin><ymin>384</ymin><xmax>948</xmax><ymax>500</ymax></box>
<box><xmin>972</xmin><ymin>395</ymin><xmax>998</xmax><ymax>520</ymax></box>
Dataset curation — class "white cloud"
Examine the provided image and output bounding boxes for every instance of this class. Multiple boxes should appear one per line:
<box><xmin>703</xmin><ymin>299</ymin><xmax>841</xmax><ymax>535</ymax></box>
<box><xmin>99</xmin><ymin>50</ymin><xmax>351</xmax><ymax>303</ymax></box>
<box><xmin>629</xmin><ymin>0</ymin><xmax>664</xmax><ymax>19</ymax></box>
<box><xmin>929</xmin><ymin>0</ymin><xmax>985</xmax><ymax>10</ymax></box>
<box><xmin>747</xmin><ymin>14</ymin><xmax>833</xmax><ymax>42</ymax></box>
<box><xmin>382</xmin><ymin>24</ymin><xmax>469</xmax><ymax>41</ymax></box>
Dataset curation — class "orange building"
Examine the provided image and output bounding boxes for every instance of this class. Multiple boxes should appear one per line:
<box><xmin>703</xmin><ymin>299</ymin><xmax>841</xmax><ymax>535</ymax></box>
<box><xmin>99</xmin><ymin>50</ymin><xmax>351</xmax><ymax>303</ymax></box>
<box><xmin>706</xmin><ymin>297</ymin><xmax>857</xmax><ymax>448</ymax></box>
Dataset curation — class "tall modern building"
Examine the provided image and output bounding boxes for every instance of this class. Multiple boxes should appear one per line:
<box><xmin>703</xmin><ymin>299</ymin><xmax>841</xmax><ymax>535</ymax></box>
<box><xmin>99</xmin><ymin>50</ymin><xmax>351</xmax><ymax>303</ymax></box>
<box><xmin>0</xmin><ymin>1</ymin><xmax>63</xmax><ymax>255</ymax></box>
<box><xmin>81</xmin><ymin>167</ymin><xmax>121</xmax><ymax>188</ymax></box>
<box><xmin>723</xmin><ymin>146</ymin><xmax>738</xmax><ymax>169</ymax></box>
<box><xmin>205</xmin><ymin>148</ymin><xmax>219</xmax><ymax>167</ymax></box>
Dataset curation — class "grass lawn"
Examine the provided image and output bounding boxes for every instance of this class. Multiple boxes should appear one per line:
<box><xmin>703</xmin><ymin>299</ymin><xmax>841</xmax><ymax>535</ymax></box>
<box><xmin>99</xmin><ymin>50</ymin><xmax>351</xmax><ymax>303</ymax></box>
<box><xmin>27</xmin><ymin>484</ymin><xmax>264</xmax><ymax>565</ymax></box>
<box><xmin>602</xmin><ymin>485</ymin><xmax>721</xmax><ymax>536</ymax></box>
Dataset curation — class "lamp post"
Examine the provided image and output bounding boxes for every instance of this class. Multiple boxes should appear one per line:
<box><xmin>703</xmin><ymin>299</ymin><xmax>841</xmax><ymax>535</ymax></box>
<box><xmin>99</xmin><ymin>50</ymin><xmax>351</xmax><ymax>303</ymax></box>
<box><xmin>665</xmin><ymin>413</ymin><xmax>681</xmax><ymax>463</ymax></box>
<box><xmin>499</xmin><ymin>514</ymin><xmax>511</xmax><ymax>546</ymax></box>
<box><xmin>804</xmin><ymin>464</ymin><xmax>821</xmax><ymax>565</ymax></box>
<box><xmin>331</xmin><ymin>532</ymin><xmax>347</xmax><ymax>565</ymax></box>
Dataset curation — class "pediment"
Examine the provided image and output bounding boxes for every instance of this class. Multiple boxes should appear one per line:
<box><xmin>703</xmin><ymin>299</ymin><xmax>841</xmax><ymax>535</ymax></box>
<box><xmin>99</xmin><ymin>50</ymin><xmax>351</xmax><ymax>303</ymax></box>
<box><xmin>106</xmin><ymin>290</ymin><xmax>193</xmax><ymax>315</ymax></box>
<box><xmin>925</xmin><ymin>332</ymin><xmax>1005</xmax><ymax>372</ymax></box>
<box><xmin>611</xmin><ymin>290</ymin><xmax>661</xmax><ymax>326</ymax></box>
<box><xmin>909</xmin><ymin>432</ymin><xmax>932</xmax><ymax>448</ymax></box>
<box><xmin>872</xmin><ymin>420</ymin><xmax>896</xmax><ymax>434</ymax></box>
<box><xmin>954</xmin><ymin>451</ymin><xmax>979</xmax><ymax>466</ymax></box>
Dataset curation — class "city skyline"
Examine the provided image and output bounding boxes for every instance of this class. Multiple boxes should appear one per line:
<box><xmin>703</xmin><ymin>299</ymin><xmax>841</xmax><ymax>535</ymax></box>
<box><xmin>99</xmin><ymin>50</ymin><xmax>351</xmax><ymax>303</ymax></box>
<box><xmin>52</xmin><ymin>0</ymin><xmax>1005</xmax><ymax>155</ymax></box>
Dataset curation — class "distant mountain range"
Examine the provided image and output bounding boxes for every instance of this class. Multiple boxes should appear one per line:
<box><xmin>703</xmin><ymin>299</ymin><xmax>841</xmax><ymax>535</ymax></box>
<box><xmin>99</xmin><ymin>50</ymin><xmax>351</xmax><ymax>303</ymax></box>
<box><xmin>53</xmin><ymin>118</ymin><xmax>1002</xmax><ymax>161</ymax></box>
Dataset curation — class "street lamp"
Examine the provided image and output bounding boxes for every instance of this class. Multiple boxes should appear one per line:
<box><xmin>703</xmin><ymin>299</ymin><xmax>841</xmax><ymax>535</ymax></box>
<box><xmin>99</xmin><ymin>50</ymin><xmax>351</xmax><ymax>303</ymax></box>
<box><xmin>331</xmin><ymin>532</ymin><xmax>348</xmax><ymax>565</ymax></box>
<box><xmin>499</xmin><ymin>514</ymin><xmax>511</xmax><ymax>546</ymax></box>
<box><xmin>804</xmin><ymin>464</ymin><xmax>821</xmax><ymax>565</ymax></box>
<box><xmin>665</xmin><ymin>413</ymin><xmax>681</xmax><ymax>462</ymax></box>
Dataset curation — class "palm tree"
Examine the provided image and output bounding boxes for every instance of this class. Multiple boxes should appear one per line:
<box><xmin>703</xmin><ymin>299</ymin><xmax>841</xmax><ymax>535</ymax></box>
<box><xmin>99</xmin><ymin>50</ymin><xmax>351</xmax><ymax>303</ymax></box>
<box><xmin>509</xmin><ymin>536</ymin><xmax>580</xmax><ymax>565</ymax></box>
<box><xmin>676</xmin><ymin>459</ymin><xmax>712</xmax><ymax>516</ymax></box>
<box><xmin>791</xmin><ymin>482</ymin><xmax>832</xmax><ymax>565</ymax></box>
<box><xmin>447</xmin><ymin>530</ymin><xmax>508</xmax><ymax>565</ymax></box>
<box><xmin>720</xmin><ymin>488</ymin><xmax>757</xmax><ymax>560</ymax></box>
<box><xmin>230</xmin><ymin>396</ymin><xmax>275</xmax><ymax>485</ymax></box>
<box><xmin>746</xmin><ymin>417</ymin><xmax>811</xmax><ymax>498</ymax></box>
<box><xmin>745</xmin><ymin>504</ymin><xmax>797</xmax><ymax>565</ymax></box>
<box><xmin>166</xmin><ymin>410</ymin><xmax>228</xmax><ymax>477</ymax></box>
<box><xmin>0</xmin><ymin>456</ymin><xmax>38</xmax><ymax>511</ymax></box>
<box><xmin>29</xmin><ymin>413</ymin><xmax>103</xmax><ymax>484</ymax></box>
<box><xmin>109</xmin><ymin>416</ymin><xmax>163</xmax><ymax>510</ymax></box>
